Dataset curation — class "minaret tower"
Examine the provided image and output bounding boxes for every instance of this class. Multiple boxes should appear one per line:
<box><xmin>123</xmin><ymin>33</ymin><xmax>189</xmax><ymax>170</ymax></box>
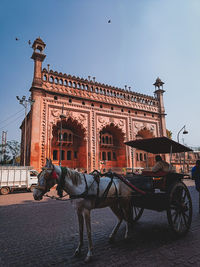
<box><xmin>31</xmin><ymin>37</ymin><xmax>46</xmax><ymax>87</ymax></box>
<box><xmin>153</xmin><ymin>77</ymin><xmax>167</xmax><ymax>136</ymax></box>
<box><xmin>29</xmin><ymin>37</ymin><xmax>46</xmax><ymax>170</ymax></box>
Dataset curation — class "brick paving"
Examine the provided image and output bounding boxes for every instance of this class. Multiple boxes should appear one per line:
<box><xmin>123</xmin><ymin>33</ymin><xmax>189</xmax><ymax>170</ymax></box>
<box><xmin>0</xmin><ymin>179</ymin><xmax>200</xmax><ymax>267</ymax></box>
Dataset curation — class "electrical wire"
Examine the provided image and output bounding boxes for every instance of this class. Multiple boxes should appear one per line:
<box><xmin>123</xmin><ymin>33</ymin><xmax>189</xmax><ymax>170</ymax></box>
<box><xmin>0</xmin><ymin>109</ymin><xmax>24</xmax><ymax>125</ymax></box>
<box><xmin>0</xmin><ymin>113</ymin><xmax>24</xmax><ymax>132</ymax></box>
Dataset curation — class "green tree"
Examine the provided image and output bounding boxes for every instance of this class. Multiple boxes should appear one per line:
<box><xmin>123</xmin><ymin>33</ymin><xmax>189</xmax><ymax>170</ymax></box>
<box><xmin>166</xmin><ymin>129</ymin><xmax>172</xmax><ymax>139</ymax></box>
<box><xmin>0</xmin><ymin>140</ymin><xmax>20</xmax><ymax>164</ymax></box>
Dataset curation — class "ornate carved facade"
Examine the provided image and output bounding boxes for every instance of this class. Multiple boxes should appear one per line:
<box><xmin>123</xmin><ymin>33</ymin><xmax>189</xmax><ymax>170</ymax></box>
<box><xmin>20</xmin><ymin>38</ymin><xmax>167</xmax><ymax>172</ymax></box>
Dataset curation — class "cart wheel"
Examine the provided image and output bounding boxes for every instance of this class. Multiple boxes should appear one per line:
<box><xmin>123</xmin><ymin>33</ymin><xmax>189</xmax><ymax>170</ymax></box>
<box><xmin>0</xmin><ymin>187</ymin><xmax>10</xmax><ymax>195</ymax></box>
<box><xmin>167</xmin><ymin>181</ymin><xmax>192</xmax><ymax>236</ymax></box>
<box><xmin>133</xmin><ymin>205</ymin><xmax>144</xmax><ymax>222</ymax></box>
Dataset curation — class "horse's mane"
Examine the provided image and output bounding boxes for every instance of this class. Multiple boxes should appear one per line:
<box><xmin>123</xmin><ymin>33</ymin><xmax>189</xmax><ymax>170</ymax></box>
<box><xmin>65</xmin><ymin>168</ymin><xmax>82</xmax><ymax>186</ymax></box>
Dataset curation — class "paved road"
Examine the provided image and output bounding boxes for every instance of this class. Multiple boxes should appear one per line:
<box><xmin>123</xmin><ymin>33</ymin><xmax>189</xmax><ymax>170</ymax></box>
<box><xmin>0</xmin><ymin>179</ymin><xmax>200</xmax><ymax>267</ymax></box>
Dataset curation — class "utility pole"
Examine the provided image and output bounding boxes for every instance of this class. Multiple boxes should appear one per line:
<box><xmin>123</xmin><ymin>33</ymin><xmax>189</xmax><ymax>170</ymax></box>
<box><xmin>16</xmin><ymin>96</ymin><xmax>35</xmax><ymax>166</ymax></box>
<box><xmin>1</xmin><ymin>131</ymin><xmax>7</xmax><ymax>163</ymax></box>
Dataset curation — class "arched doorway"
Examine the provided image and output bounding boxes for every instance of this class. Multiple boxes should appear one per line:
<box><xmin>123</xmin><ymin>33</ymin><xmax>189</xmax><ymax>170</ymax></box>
<box><xmin>135</xmin><ymin>128</ymin><xmax>155</xmax><ymax>169</ymax></box>
<box><xmin>99</xmin><ymin>124</ymin><xmax>126</xmax><ymax>172</ymax></box>
<box><xmin>51</xmin><ymin>117</ymin><xmax>86</xmax><ymax>170</ymax></box>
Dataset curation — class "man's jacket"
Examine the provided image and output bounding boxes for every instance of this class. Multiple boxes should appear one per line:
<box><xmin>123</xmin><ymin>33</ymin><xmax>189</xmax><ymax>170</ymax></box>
<box><xmin>192</xmin><ymin>166</ymin><xmax>200</xmax><ymax>191</ymax></box>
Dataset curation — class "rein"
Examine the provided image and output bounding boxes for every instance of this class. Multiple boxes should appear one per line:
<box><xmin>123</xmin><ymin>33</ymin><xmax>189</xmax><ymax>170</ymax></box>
<box><xmin>40</xmin><ymin>168</ymin><xmax>146</xmax><ymax>203</ymax></box>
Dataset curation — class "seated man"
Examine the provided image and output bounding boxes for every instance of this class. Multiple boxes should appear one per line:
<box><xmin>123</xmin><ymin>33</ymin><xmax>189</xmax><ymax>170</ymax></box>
<box><xmin>152</xmin><ymin>155</ymin><xmax>170</xmax><ymax>172</ymax></box>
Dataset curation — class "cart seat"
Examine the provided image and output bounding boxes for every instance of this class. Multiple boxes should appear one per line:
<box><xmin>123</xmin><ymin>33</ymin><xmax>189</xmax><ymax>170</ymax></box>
<box><xmin>142</xmin><ymin>170</ymin><xmax>168</xmax><ymax>177</ymax></box>
<box><xmin>126</xmin><ymin>174</ymin><xmax>154</xmax><ymax>192</ymax></box>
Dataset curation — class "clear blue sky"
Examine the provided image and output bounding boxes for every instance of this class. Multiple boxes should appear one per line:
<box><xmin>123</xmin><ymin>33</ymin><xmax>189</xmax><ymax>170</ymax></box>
<box><xmin>0</xmin><ymin>0</ymin><xmax>200</xmax><ymax>147</ymax></box>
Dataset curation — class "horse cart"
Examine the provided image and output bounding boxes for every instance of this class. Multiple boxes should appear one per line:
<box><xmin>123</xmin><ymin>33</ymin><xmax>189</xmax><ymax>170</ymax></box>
<box><xmin>33</xmin><ymin>137</ymin><xmax>193</xmax><ymax>262</ymax></box>
<box><xmin>124</xmin><ymin>136</ymin><xmax>193</xmax><ymax>236</ymax></box>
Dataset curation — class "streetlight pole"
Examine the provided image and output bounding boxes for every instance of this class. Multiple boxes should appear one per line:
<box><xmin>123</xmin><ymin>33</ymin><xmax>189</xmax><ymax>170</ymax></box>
<box><xmin>16</xmin><ymin>96</ymin><xmax>35</xmax><ymax>166</ymax></box>
<box><xmin>177</xmin><ymin>125</ymin><xmax>188</xmax><ymax>173</ymax></box>
<box><xmin>59</xmin><ymin>105</ymin><xmax>66</xmax><ymax>166</ymax></box>
<box><xmin>177</xmin><ymin>125</ymin><xmax>188</xmax><ymax>143</ymax></box>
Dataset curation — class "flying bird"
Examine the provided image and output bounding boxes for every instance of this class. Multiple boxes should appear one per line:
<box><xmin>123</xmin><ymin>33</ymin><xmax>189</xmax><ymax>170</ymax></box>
<box><xmin>28</xmin><ymin>40</ymin><xmax>31</xmax><ymax>45</ymax></box>
<box><xmin>15</xmin><ymin>37</ymin><xmax>19</xmax><ymax>41</ymax></box>
<box><xmin>108</xmin><ymin>19</ymin><xmax>111</xmax><ymax>23</ymax></box>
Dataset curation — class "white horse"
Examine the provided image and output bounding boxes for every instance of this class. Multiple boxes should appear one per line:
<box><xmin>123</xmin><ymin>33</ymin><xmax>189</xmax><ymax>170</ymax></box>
<box><xmin>33</xmin><ymin>159</ymin><xmax>135</xmax><ymax>263</ymax></box>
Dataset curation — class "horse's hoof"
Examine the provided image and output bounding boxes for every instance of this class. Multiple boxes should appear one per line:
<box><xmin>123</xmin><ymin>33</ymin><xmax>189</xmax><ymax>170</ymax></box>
<box><xmin>84</xmin><ymin>255</ymin><xmax>92</xmax><ymax>263</ymax></box>
<box><xmin>74</xmin><ymin>250</ymin><xmax>81</xmax><ymax>257</ymax></box>
<box><xmin>109</xmin><ymin>237</ymin><xmax>115</xmax><ymax>243</ymax></box>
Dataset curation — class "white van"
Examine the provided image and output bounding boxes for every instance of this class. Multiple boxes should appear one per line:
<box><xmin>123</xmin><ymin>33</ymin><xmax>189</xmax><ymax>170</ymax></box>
<box><xmin>0</xmin><ymin>166</ymin><xmax>38</xmax><ymax>195</ymax></box>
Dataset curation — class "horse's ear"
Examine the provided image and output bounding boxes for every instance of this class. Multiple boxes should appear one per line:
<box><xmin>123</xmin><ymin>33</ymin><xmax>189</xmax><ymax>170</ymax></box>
<box><xmin>49</xmin><ymin>158</ymin><xmax>54</xmax><ymax>169</ymax></box>
<box><xmin>45</xmin><ymin>158</ymin><xmax>49</xmax><ymax>167</ymax></box>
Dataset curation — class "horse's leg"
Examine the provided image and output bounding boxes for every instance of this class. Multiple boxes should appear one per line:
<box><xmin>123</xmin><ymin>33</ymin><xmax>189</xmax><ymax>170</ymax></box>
<box><xmin>74</xmin><ymin>207</ymin><xmax>84</xmax><ymax>257</ymax></box>
<box><xmin>83</xmin><ymin>209</ymin><xmax>93</xmax><ymax>263</ymax></box>
<box><xmin>121</xmin><ymin>199</ymin><xmax>133</xmax><ymax>240</ymax></box>
<box><xmin>109</xmin><ymin>205</ymin><xmax>123</xmax><ymax>242</ymax></box>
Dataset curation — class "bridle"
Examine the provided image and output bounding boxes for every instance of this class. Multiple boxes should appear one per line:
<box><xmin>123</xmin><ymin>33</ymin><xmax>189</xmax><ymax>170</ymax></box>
<box><xmin>35</xmin><ymin>167</ymin><xmax>58</xmax><ymax>193</ymax></box>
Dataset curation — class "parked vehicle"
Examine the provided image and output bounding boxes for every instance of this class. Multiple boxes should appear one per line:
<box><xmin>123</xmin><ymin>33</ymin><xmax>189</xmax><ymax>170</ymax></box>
<box><xmin>0</xmin><ymin>166</ymin><xmax>38</xmax><ymax>195</ymax></box>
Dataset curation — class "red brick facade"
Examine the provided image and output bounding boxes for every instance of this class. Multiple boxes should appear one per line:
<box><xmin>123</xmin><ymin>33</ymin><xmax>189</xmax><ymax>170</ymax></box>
<box><xmin>20</xmin><ymin>38</ymin><xmax>167</xmax><ymax>172</ymax></box>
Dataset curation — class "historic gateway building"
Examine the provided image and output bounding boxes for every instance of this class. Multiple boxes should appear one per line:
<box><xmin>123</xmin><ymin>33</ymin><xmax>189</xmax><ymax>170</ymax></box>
<box><xmin>20</xmin><ymin>37</ymin><xmax>167</xmax><ymax>172</ymax></box>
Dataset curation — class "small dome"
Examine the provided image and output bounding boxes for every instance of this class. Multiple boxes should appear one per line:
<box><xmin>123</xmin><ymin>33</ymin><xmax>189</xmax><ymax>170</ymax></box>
<box><xmin>35</xmin><ymin>37</ymin><xmax>45</xmax><ymax>45</ymax></box>
<box><xmin>32</xmin><ymin>37</ymin><xmax>46</xmax><ymax>51</ymax></box>
<box><xmin>153</xmin><ymin>77</ymin><xmax>164</xmax><ymax>87</ymax></box>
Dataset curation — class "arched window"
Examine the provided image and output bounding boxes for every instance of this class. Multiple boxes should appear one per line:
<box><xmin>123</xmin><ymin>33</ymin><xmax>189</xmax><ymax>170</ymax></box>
<box><xmin>64</xmin><ymin>80</ymin><xmax>68</xmax><ymax>86</ymax></box>
<box><xmin>106</xmin><ymin>136</ymin><xmax>109</xmax><ymax>144</ymax></box>
<box><xmin>43</xmin><ymin>75</ymin><xmax>47</xmax><ymax>81</ymax></box>
<box><xmin>102</xmin><ymin>136</ymin><xmax>105</xmax><ymax>144</ymax></box>
<box><xmin>53</xmin><ymin>150</ymin><xmax>58</xmax><ymax>160</ymax></box>
<box><xmin>113</xmin><ymin>152</ymin><xmax>116</xmax><ymax>160</ymax></box>
<box><xmin>59</xmin><ymin>79</ymin><xmax>63</xmax><ymax>85</ymax></box>
<box><xmin>140</xmin><ymin>153</ymin><xmax>143</xmax><ymax>161</ymax></box>
<box><xmin>74</xmin><ymin>151</ymin><xmax>78</xmax><ymax>159</ymax></box>
<box><xmin>69</xmin><ymin>81</ymin><xmax>72</xmax><ymax>87</ymax></box>
<box><xmin>49</xmin><ymin>76</ymin><xmax>54</xmax><ymax>83</ymax></box>
<box><xmin>67</xmin><ymin>150</ymin><xmax>72</xmax><ymax>160</ymax></box>
<box><xmin>107</xmin><ymin>152</ymin><xmax>111</xmax><ymax>161</ymax></box>
<box><xmin>102</xmin><ymin>152</ymin><xmax>106</xmax><ymax>160</ymax></box>
<box><xmin>73</xmin><ymin>82</ymin><xmax>76</xmax><ymax>88</ymax></box>
<box><xmin>61</xmin><ymin>150</ymin><xmax>65</xmax><ymax>160</ymax></box>
<box><xmin>68</xmin><ymin>134</ymin><xmax>72</xmax><ymax>141</ymax></box>
<box><xmin>55</xmin><ymin>78</ymin><xmax>59</xmax><ymax>84</ymax></box>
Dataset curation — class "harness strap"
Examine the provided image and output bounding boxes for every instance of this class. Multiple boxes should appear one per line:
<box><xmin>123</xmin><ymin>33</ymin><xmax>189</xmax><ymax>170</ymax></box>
<box><xmin>114</xmin><ymin>173</ymin><xmax>146</xmax><ymax>195</ymax></box>
<box><xmin>95</xmin><ymin>175</ymin><xmax>114</xmax><ymax>207</ymax></box>
<box><xmin>70</xmin><ymin>173</ymin><xmax>93</xmax><ymax>199</ymax></box>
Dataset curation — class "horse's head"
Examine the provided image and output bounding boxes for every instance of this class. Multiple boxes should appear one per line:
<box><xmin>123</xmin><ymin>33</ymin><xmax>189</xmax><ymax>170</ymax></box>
<box><xmin>33</xmin><ymin>158</ymin><xmax>59</xmax><ymax>200</ymax></box>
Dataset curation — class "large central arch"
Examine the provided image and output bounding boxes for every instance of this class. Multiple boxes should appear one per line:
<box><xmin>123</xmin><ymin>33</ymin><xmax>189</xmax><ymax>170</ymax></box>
<box><xmin>99</xmin><ymin>123</ymin><xmax>126</xmax><ymax>172</ymax></box>
<box><xmin>51</xmin><ymin>117</ymin><xmax>87</xmax><ymax>170</ymax></box>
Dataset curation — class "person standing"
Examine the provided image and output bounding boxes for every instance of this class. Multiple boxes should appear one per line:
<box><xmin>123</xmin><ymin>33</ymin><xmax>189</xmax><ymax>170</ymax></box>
<box><xmin>192</xmin><ymin>160</ymin><xmax>200</xmax><ymax>192</ymax></box>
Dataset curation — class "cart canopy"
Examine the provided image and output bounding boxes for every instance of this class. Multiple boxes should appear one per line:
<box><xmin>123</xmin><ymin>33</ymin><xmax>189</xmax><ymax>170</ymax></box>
<box><xmin>124</xmin><ymin>136</ymin><xmax>193</xmax><ymax>154</ymax></box>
